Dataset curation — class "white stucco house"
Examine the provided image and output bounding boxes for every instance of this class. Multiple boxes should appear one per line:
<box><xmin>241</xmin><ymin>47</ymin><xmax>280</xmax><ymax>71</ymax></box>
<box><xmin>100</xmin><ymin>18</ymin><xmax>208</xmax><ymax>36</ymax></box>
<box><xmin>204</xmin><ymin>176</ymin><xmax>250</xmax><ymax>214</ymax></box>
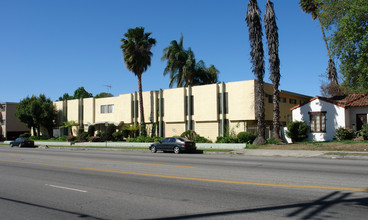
<box><xmin>291</xmin><ymin>94</ymin><xmax>368</xmax><ymax>142</ymax></box>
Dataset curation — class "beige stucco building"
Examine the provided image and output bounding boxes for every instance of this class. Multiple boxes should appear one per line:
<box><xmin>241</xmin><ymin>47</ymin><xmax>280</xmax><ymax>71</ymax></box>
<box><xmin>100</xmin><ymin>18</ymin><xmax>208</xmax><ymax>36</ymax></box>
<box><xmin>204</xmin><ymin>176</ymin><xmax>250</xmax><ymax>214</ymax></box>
<box><xmin>54</xmin><ymin>80</ymin><xmax>311</xmax><ymax>141</ymax></box>
<box><xmin>0</xmin><ymin>103</ymin><xmax>30</xmax><ymax>140</ymax></box>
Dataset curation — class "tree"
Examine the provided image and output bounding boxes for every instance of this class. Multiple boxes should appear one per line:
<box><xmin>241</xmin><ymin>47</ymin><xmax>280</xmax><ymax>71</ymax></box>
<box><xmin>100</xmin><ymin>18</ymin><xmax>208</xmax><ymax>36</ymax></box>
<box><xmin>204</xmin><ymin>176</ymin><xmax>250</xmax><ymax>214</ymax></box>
<box><xmin>299</xmin><ymin>0</ymin><xmax>338</xmax><ymax>87</ymax></box>
<box><xmin>95</xmin><ymin>92</ymin><xmax>113</xmax><ymax>98</ymax></box>
<box><xmin>16</xmin><ymin>95</ymin><xmax>56</xmax><ymax>137</ymax></box>
<box><xmin>121</xmin><ymin>27</ymin><xmax>156</xmax><ymax>136</ymax></box>
<box><xmin>162</xmin><ymin>35</ymin><xmax>219</xmax><ymax>88</ymax></box>
<box><xmin>246</xmin><ymin>0</ymin><xmax>266</xmax><ymax>145</ymax></box>
<box><xmin>73</xmin><ymin>87</ymin><xmax>93</xmax><ymax>99</ymax></box>
<box><xmin>318</xmin><ymin>0</ymin><xmax>368</xmax><ymax>93</ymax></box>
<box><xmin>60</xmin><ymin>121</ymin><xmax>79</xmax><ymax>136</ymax></box>
<box><xmin>264</xmin><ymin>0</ymin><xmax>282</xmax><ymax>142</ymax></box>
<box><xmin>58</xmin><ymin>93</ymin><xmax>72</xmax><ymax>101</ymax></box>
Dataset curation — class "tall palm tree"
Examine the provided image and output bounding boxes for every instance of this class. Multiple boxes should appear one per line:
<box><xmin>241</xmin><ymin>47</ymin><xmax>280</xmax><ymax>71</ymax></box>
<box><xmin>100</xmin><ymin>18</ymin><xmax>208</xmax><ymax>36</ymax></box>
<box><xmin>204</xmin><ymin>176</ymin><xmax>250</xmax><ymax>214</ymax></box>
<box><xmin>264</xmin><ymin>0</ymin><xmax>282</xmax><ymax>142</ymax></box>
<box><xmin>246</xmin><ymin>0</ymin><xmax>266</xmax><ymax>145</ymax></box>
<box><xmin>299</xmin><ymin>0</ymin><xmax>338</xmax><ymax>85</ymax></box>
<box><xmin>121</xmin><ymin>27</ymin><xmax>156</xmax><ymax>135</ymax></box>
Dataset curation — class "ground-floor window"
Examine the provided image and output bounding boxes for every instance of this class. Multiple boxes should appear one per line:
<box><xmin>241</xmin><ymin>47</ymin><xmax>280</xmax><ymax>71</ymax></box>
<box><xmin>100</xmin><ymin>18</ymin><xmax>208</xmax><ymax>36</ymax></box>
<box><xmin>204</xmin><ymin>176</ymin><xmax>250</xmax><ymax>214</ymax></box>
<box><xmin>309</xmin><ymin>112</ymin><xmax>326</xmax><ymax>132</ymax></box>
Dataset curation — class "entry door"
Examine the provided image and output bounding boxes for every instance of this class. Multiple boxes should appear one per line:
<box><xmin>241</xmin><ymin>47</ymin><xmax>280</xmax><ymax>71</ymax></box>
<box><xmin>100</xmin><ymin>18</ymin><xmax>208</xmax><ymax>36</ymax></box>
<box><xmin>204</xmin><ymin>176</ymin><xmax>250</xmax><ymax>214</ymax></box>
<box><xmin>356</xmin><ymin>114</ymin><xmax>367</xmax><ymax>130</ymax></box>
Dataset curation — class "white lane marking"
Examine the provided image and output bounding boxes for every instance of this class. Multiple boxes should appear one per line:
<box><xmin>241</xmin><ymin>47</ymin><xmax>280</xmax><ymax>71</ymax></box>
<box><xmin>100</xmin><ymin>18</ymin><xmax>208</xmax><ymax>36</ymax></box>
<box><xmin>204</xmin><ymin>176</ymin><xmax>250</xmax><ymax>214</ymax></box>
<box><xmin>45</xmin><ymin>184</ymin><xmax>87</xmax><ymax>193</ymax></box>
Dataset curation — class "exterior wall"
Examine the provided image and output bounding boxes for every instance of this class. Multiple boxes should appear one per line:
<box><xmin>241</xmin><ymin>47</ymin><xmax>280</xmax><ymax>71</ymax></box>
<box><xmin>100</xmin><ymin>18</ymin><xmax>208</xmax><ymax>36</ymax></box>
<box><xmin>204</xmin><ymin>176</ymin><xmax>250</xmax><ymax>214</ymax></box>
<box><xmin>52</xmin><ymin>79</ymin><xmax>311</xmax><ymax>141</ymax></box>
<box><xmin>195</xmin><ymin>122</ymin><xmax>218</xmax><ymax>141</ymax></box>
<box><xmin>67</xmin><ymin>99</ymin><xmax>79</xmax><ymax>122</ymax></box>
<box><xmin>347</xmin><ymin>107</ymin><xmax>368</xmax><ymax>130</ymax></box>
<box><xmin>163</xmin><ymin>87</ymin><xmax>186</xmax><ymax>123</ymax></box>
<box><xmin>0</xmin><ymin>103</ymin><xmax>30</xmax><ymax>139</ymax></box>
<box><xmin>83</xmin><ymin>98</ymin><xmax>95</xmax><ymax>125</ymax></box>
<box><xmin>192</xmin><ymin>84</ymin><xmax>218</xmax><ymax>122</ymax></box>
<box><xmin>165</xmin><ymin>122</ymin><xmax>185</xmax><ymax>137</ymax></box>
<box><xmin>292</xmin><ymin>99</ymin><xmax>346</xmax><ymax>141</ymax></box>
<box><xmin>227</xmin><ymin>80</ymin><xmax>256</xmax><ymax>121</ymax></box>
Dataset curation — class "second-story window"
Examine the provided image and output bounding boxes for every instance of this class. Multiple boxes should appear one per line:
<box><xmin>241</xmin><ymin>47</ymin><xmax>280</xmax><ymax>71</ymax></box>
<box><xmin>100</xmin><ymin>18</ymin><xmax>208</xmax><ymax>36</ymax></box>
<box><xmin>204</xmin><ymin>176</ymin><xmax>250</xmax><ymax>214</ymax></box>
<box><xmin>101</xmin><ymin>104</ymin><xmax>114</xmax><ymax>114</ymax></box>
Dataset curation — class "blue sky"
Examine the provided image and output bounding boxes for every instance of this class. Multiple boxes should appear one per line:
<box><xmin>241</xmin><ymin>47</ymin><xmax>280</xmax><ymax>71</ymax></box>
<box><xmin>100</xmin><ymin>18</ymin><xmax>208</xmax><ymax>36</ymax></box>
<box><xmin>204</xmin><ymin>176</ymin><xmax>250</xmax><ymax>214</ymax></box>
<box><xmin>0</xmin><ymin>0</ymin><xmax>330</xmax><ymax>102</ymax></box>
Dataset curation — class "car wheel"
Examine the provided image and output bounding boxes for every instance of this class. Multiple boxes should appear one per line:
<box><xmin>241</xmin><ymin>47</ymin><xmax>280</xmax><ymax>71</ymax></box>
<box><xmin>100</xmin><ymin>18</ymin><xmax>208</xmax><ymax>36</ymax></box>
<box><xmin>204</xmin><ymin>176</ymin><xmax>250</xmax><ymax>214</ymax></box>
<box><xmin>151</xmin><ymin>146</ymin><xmax>157</xmax><ymax>153</ymax></box>
<box><xmin>174</xmin><ymin>146</ymin><xmax>180</xmax><ymax>154</ymax></box>
<box><xmin>18</xmin><ymin>143</ymin><xmax>22</xmax><ymax>148</ymax></box>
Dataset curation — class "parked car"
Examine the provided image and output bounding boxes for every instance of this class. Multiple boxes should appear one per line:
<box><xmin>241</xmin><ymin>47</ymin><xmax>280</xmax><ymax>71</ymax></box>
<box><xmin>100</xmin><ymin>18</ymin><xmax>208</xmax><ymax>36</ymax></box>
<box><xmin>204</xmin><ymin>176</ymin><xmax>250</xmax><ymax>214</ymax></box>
<box><xmin>9</xmin><ymin>137</ymin><xmax>35</xmax><ymax>148</ymax></box>
<box><xmin>149</xmin><ymin>137</ymin><xmax>196</xmax><ymax>154</ymax></box>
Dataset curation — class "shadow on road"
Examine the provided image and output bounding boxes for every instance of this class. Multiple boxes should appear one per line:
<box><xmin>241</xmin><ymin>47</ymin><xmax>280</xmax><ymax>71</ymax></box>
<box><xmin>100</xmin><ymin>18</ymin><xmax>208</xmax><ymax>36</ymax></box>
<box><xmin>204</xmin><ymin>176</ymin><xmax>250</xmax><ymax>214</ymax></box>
<box><xmin>145</xmin><ymin>191</ymin><xmax>368</xmax><ymax>220</ymax></box>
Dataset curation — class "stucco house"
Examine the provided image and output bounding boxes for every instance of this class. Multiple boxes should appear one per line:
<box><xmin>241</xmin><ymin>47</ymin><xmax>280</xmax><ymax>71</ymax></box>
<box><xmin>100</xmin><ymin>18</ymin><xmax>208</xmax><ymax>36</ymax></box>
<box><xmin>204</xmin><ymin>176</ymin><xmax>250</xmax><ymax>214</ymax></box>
<box><xmin>291</xmin><ymin>94</ymin><xmax>368</xmax><ymax>142</ymax></box>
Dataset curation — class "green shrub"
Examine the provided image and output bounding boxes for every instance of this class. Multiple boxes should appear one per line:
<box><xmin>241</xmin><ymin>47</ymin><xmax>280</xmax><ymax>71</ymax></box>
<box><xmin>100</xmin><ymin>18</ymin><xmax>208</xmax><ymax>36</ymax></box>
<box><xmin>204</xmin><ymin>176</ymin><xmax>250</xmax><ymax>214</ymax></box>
<box><xmin>77</xmin><ymin>132</ymin><xmax>88</xmax><ymax>142</ymax></box>
<box><xmin>335</xmin><ymin>127</ymin><xmax>355</xmax><ymax>140</ymax></box>
<box><xmin>286</xmin><ymin>121</ymin><xmax>309</xmax><ymax>142</ymax></box>
<box><xmin>112</xmin><ymin>131</ymin><xmax>124</xmax><ymax>141</ymax></box>
<box><xmin>106</xmin><ymin>124</ymin><xmax>116</xmax><ymax>141</ymax></box>
<box><xmin>180</xmin><ymin>130</ymin><xmax>199</xmax><ymax>140</ymax></box>
<box><xmin>96</xmin><ymin>131</ymin><xmax>106</xmax><ymax>142</ymax></box>
<box><xmin>216</xmin><ymin>136</ymin><xmax>238</xmax><ymax>143</ymax></box>
<box><xmin>237</xmin><ymin>132</ymin><xmax>256</xmax><ymax>144</ymax></box>
<box><xmin>193</xmin><ymin>136</ymin><xmax>212</xmax><ymax>143</ymax></box>
<box><xmin>267</xmin><ymin>137</ymin><xmax>283</xmax><ymax>145</ymax></box>
<box><xmin>20</xmin><ymin>133</ymin><xmax>31</xmax><ymax>138</ymax></box>
<box><xmin>77</xmin><ymin>127</ymin><xmax>85</xmax><ymax>136</ymax></box>
<box><xmin>87</xmin><ymin>126</ymin><xmax>95</xmax><ymax>137</ymax></box>
<box><xmin>360</xmin><ymin>124</ymin><xmax>368</xmax><ymax>140</ymax></box>
<box><xmin>122</xmin><ymin>124</ymin><xmax>139</xmax><ymax>138</ymax></box>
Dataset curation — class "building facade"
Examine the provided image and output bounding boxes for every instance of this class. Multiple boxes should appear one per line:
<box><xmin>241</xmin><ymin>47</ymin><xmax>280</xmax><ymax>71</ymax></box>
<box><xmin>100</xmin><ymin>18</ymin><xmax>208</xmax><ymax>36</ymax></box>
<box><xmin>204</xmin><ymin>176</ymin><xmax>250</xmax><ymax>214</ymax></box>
<box><xmin>0</xmin><ymin>103</ymin><xmax>30</xmax><ymax>140</ymax></box>
<box><xmin>291</xmin><ymin>95</ymin><xmax>368</xmax><ymax>141</ymax></box>
<box><xmin>54</xmin><ymin>80</ymin><xmax>311</xmax><ymax>141</ymax></box>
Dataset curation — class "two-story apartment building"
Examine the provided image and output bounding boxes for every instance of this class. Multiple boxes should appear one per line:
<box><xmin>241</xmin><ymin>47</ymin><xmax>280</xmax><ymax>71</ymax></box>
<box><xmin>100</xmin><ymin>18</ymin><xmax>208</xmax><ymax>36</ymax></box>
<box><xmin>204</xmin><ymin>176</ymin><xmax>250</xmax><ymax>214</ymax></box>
<box><xmin>0</xmin><ymin>102</ymin><xmax>30</xmax><ymax>140</ymax></box>
<box><xmin>54</xmin><ymin>80</ymin><xmax>311</xmax><ymax>141</ymax></box>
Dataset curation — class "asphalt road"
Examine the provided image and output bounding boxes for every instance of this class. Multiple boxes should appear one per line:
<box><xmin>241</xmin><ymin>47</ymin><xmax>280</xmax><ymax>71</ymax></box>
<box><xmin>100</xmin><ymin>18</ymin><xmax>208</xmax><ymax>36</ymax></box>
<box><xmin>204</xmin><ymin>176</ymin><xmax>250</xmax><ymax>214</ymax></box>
<box><xmin>0</xmin><ymin>147</ymin><xmax>367</xmax><ymax>219</ymax></box>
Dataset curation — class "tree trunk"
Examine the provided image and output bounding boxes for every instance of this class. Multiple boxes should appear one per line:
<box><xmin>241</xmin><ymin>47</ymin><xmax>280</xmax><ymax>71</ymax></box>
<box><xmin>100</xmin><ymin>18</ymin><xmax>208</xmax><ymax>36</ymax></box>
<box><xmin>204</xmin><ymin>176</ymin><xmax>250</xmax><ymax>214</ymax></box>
<box><xmin>272</xmin><ymin>87</ymin><xmax>283</xmax><ymax>142</ymax></box>
<box><xmin>253</xmin><ymin>80</ymin><xmax>267</xmax><ymax>145</ymax></box>
<box><xmin>137</xmin><ymin>74</ymin><xmax>146</xmax><ymax>136</ymax></box>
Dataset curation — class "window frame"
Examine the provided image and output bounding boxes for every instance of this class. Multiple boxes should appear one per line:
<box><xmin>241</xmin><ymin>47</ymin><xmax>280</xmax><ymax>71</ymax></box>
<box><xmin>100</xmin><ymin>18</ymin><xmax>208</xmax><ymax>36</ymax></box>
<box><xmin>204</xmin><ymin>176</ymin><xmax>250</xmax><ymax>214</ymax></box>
<box><xmin>309</xmin><ymin>111</ymin><xmax>326</xmax><ymax>133</ymax></box>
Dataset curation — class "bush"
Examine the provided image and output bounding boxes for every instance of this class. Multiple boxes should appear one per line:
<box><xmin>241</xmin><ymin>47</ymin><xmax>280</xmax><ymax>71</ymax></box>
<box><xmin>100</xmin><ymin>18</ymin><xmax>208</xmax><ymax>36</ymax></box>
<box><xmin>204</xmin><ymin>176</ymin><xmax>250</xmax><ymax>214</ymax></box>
<box><xmin>192</xmin><ymin>136</ymin><xmax>212</xmax><ymax>143</ymax></box>
<box><xmin>267</xmin><ymin>137</ymin><xmax>283</xmax><ymax>145</ymax></box>
<box><xmin>359</xmin><ymin>124</ymin><xmax>368</xmax><ymax>140</ymax></box>
<box><xmin>106</xmin><ymin>124</ymin><xmax>116</xmax><ymax>141</ymax></box>
<box><xmin>0</xmin><ymin>135</ymin><xmax>5</xmax><ymax>141</ymax></box>
<box><xmin>286</xmin><ymin>121</ymin><xmax>309</xmax><ymax>142</ymax></box>
<box><xmin>180</xmin><ymin>130</ymin><xmax>199</xmax><ymax>140</ymax></box>
<box><xmin>96</xmin><ymin>131</ymin><xmax>106</xmax><ymax>142</ymax></box>
<box><xmin>112</xmin><ymin>131</ymin><xmax>124</xmax><ymax>142</ymax></box>
<box><xmin>67</xmin><ymin>136</ymin><xmax>76</xmax><ymax>142</ymax></box>
<box><xmin>237</xmin><ymin>132</ymin><xmax>256</xmax><ymax>144</ymax></box>
<box><xmin>20</xmin><ymin>133</ymin><xmax>31</xmax><ymax>138</ymax></box>
<box><xmin>216</xmin><ymin>136</ymin><xmax>238</xmax><ymax>143</ymax></box>
<box><xmin>335</xmin><ymin>127</ymin><xmax>355</xmax><ymax>140</ymax></box>
<box><xmin>77</xmin><ymin>132</ymin><xmax>88</xmax><ymax>142</ymax></box>
<box><xmin>88</xmin><ymin>126</ymin><xmax>95</xmax><ymax>137</ymax></box>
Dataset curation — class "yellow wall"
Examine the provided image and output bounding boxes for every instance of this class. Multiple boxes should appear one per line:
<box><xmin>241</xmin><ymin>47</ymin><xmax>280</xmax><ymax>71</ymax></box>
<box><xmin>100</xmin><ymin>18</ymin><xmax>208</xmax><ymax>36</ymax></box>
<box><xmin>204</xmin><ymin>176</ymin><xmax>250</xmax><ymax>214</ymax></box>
<box><xmin>165</xmin><ymin>122</ymin><xmax>185</xmax><ymax>137</ymax></box>
<box><xmin>195</xmin><ymin>122</ymin><xmax>218</xmax><ymax>141</ymax></box>
<box><xmin>192</xmin><ymin>84</ymin><xmax>218</xmax><ymax>122</ymax></box>
<box><xmin>83</xmin><ymin>98</ymin><xmax>94</xmax><ymax>124</ymax></box>
<box><xmin>227</xmin><ymin>80</ymin><xmax>256</xmax><ymax>121</ymax></box>
<box><xmin>67</xmin><ymin>99</ymin><xmax>79</xmax><ymax>122</ymax></box>
<box><xmin>163</xmin><ymin>87</ymin><xmax>185</xmax><ymax>123</ymax></box>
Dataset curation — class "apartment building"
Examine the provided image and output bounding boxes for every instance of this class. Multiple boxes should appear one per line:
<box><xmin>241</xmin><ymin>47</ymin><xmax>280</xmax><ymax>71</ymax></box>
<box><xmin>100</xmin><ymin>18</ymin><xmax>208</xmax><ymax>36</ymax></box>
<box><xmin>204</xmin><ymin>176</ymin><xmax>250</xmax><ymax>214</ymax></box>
<box><xmin>54</xmin><ymin>80</ymin><xmax>311</xmax><ymax>141</ymax></box>
<box><xmin>0</xmin><ymin>102</ymin><xmax>30</xmax><ymax>140</ymax></box>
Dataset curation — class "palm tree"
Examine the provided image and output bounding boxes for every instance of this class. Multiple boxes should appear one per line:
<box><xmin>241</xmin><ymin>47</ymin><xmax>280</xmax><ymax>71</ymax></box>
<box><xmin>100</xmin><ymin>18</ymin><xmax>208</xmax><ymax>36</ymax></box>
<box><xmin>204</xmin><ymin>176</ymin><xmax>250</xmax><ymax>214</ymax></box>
<box><xmin>121</xmin><ymin>27</ymin><xmax>156</xmax><ymax>135</ymax></box>
<box><xmin>264</xmin><ymin>0</ymin><xmax>282</xmax><ymax>142</ymax></box>
<box><xmin>162</xmin><ymin>34</ymin><xmax>189</xmax><ymax>88</ymax></box>
<box><xmin>162</xmin><ymin>35</ymin><xmax>219</xmax><ymax>87</ymax></box>
<box><xmin>246</xmin><ymin>0</ymin><xmax>266</xmax><ymax>145</ymax></box>
<box><xmin>299</xmin><ymin>0</ymin><xmax>338</xmax><ymax>85</ymax></box>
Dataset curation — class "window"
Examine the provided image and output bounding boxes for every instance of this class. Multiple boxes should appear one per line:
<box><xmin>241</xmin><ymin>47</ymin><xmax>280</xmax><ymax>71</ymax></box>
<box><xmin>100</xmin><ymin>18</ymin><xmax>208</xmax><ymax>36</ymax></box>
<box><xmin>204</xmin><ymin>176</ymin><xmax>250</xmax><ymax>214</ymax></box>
<box><xmin>309</xmin><ymin>112</ymin><xmax>326</xmax><ymax>132</ymax></box>
<box><xmin>268</xmin><ymin>95</ymin><xmax>273</xmax><ymax>103</ymax></box>
<box><xmin>101</xmin><ymin>104</ymin><xmax>114</xmax><ymax>114</ymax></box>
<box><xmin>289</xmin><ymin>99</ymin><xmax>297</xmax><ymax>104</ymax></box>
<box><xmin>280</xmin><ymin>97</ymin><xmax>286</xmax><ymax>103</ymax></box>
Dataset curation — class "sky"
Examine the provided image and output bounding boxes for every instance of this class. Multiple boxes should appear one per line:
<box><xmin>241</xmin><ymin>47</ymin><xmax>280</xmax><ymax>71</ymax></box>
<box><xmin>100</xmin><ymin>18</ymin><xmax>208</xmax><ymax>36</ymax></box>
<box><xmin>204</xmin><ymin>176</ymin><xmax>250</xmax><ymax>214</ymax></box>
<box><xmin>0</xmin><ymin>0</ymin><xmax>331</xmax><ymax>103</ymax></box>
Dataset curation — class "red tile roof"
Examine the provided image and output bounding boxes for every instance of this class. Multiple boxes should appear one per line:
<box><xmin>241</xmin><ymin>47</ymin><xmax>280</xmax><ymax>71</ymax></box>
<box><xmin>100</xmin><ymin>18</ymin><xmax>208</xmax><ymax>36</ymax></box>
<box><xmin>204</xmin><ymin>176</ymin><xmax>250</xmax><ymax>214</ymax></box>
<box><xmin>290</xmin><ymin>94</ymin><xmax>368</xmax><ymax>111</ymax></box>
